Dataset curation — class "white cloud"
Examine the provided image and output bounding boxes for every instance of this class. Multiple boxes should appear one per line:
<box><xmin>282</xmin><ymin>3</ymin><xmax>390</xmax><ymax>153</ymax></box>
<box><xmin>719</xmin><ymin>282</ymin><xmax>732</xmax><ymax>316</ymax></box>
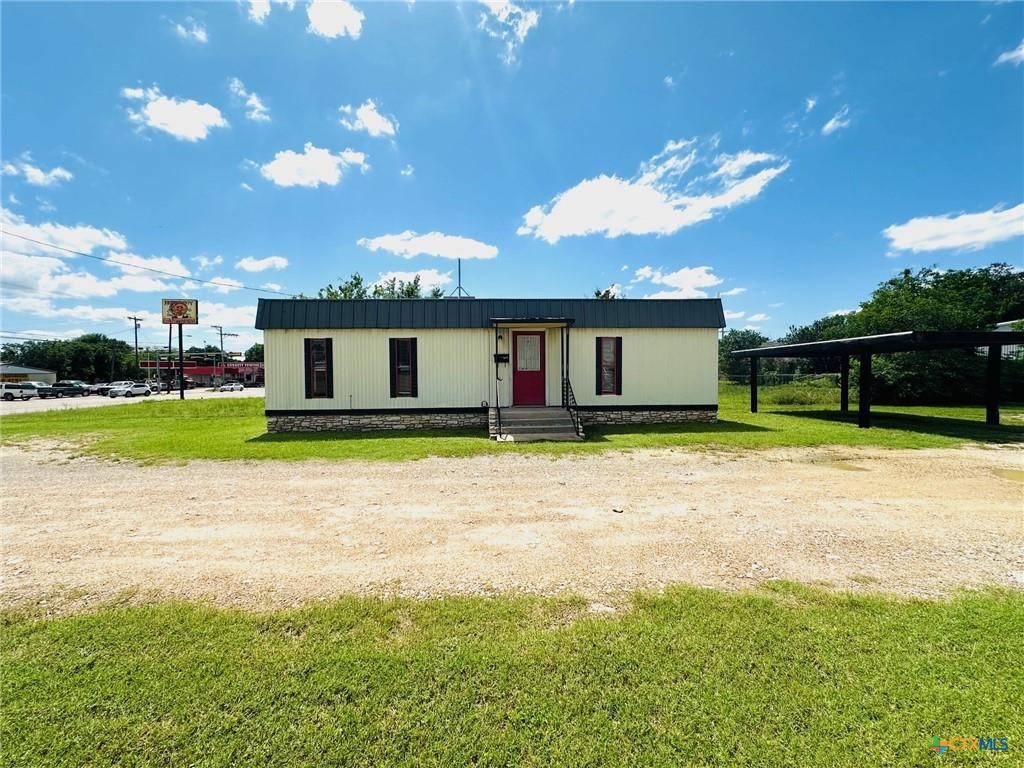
<box><xmin>1</xmin><ymin>206</ymin><xmax>126</xmax><ymax>255</ymax></box>
<box><xmin>804</xmin><ymin>96</ymin><xmax>817</xmax><ymax>113</ymax></box>
<box><xmin>400</xmin><ymin>164</ymin><xmax>415</xmax><ymax>177</ymax></box>
<box><xmin>172</xmin><ymin>17</ymin><xmax>208</xmax><ymax>43</ymax></box>
<box><xmin>122</xmin><ymin>85</ymin><xmax>228</xmax><ymax>142</ymax></box>
<box><xmin>2</xmin><ymin>154</ymin><xmax>73</xmax><ymax>187</ymax></box>
<box><xmin>995</xmin><ymin>39</ymin><xmax>1024</xmax><ymax>66</ymax></box>
<box><xmin>663</xmin><ymin>75</ymin><xmax>675</xmax><ymax>89</ymax></box>
<box><xmin>339</xmin><ymin>99</ymin><xmax>397</xmax><ymax>138</ymax></box>
<box><xmin>2</xmin><ymin>297</ymin><xmax>165</xmax><ymax>328</ymax></box>
<box><xmin>598</xmin><ymin>283</ymin><xmax>623</xmax><ymax>297</ymax></box>
<box><xmin>248</xmin><ymin>0</ymin><xmax>272</xmax><ymax>23</ymax></box>
<box><xmin>261</xmin><ymin>282</ymin><xmax>283</xmax><ymax>292</ymax></box>
<box><xmin>259</xmin><ymin>143</ymin><xmax>368</xmax><ymax>188</ymax></box>
<box><xmin>109</xmin><ymin>251</ymin><xmax>191</xmax><ymax>278</ymax></box>
<box><xmin>518</xmin><ymin>137</ymin><xmax>789</xmax><ymax>244</ymax></box>
<box><xmin>192</xmin><ymin>254</ymin><xmax>223</xmax><ymax>272</ymax></box>
<box><xmin>307</xmin><ymin>0</ymin><xmax>364</xmax><ymax>39</ymax></box>
<box><xmin>620</xmin><ymin>264</ymin><xmax>629</xmax><ymax>272</ymax></box>
<box><xmin>828</xmin><ymin>308</ymin><xmax>855</xmax><ymax>316</ymax></box>
<box><xmin>375</xmin><ymin>269</ymin><xmax>452</xmax><ymax>291</ymax></box>
<box><xmin>747</xmin><ymin>312</ymin><xmax>770</xmax><ymax>322</ymax></box>
<box><xmin>710</xmin><ymin>151</ymin><xmax>780</xmax><ymax>179</ymax></box>
<box><xmin>742</xmin><ymin>324</ymin><xmax>762</xmax><ymax>331</ymax></box>
<box><xmin>209</xmin><ymin>277</ymin><xmax>245</xmax><ymax>294</ymax></box>
<box><xmin>883</xmin><ymin>203</ymin><xmax>1024</xmax><ymax>253</ymax></box>
<box><xmin>821</xmin><ymin>105</ymin><xmax>851</xmax><ymax>136</ymax></box>
<box><xmin>719</xmin><ymin>287</ymin><xmax>746</xmax><ymax>296</ymax></box>
<box><xmin>724</xmin><ymin>310</ymin><xmax>745</xmax><ymax>320</ymax></box>
<box><xmin>3</xmin><ymin>297</ymin><xmax>257</xmax><ymax>337</ymax></box>
<box><xmin>0</xmin><ymin>249</ymin><xmax>180</xmax><ymax>301</ymax></box>
<box><xmin>768</xmin><ymin>302</ymin><xmax>784</xmax><ymax>308</ymax></box>
<box><xmin>236</xmin><ymin>255</ymin><xmax>289</xmax><ymax>272</ymax></box>
<box><xmin>7</xmin><ymin>194</ymin><xmax>19</xmax><ymax>205</ymax></box>
<box><xmin>477</xmin><ymin>0</ymin><xmax>540</xmax><ymax>64</ymax></box>
<box><xmin>228</xmin><ymin>78</ymin><xmax>271</xmax><ymax>122</ymax></box>
<box><xmin>358</xmin><ymin>230</ymin><xmax>498</xmax><ymax>260</ymax></box>
<box><xmin>631</xmin><ymin>265</ymin><xmax>724</xmax><ymax>299</ymax></box>
<box><xmin>36</xmin><ymin>198</ymin><xmax>57</xmax><ymax>214</ymax></box>
<box><xmin>240</xmin><ymin>182</ymin><xmax>253</xmax><ymax>192</ymax></box>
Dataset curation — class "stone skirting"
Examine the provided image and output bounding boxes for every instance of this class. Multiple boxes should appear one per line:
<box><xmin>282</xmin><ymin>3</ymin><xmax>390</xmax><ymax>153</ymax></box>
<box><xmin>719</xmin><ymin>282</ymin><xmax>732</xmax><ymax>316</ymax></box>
<box><xmin>266</xmin><ymin>410</ymin><xmax>487</xmax><ymax>433</ymax></box>
<box><xmin>578</xmin><ymin>407</ymin><xmax>717</xmax><ymax>426</ymax></box>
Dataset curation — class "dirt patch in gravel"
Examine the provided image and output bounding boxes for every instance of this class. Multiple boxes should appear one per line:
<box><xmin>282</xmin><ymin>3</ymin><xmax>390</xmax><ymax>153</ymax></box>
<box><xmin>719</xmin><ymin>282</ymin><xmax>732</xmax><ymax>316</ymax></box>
<box><xmin>2</xmin><ymin>443</ymin><xmax>1022</xmax><ymax>614</ymax></box>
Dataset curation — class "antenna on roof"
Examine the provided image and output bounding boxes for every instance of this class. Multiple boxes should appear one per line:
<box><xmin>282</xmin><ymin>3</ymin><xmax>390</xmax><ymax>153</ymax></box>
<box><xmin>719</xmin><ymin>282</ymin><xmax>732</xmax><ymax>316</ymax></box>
<box><xmin>448</xmin><ymin>258</ymin><xmax>472</xmax><ymax>298</ymax></box>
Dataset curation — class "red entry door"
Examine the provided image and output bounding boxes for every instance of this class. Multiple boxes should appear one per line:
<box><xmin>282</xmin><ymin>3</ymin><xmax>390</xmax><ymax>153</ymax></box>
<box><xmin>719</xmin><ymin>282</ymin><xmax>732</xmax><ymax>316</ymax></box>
<box><xmin>512</xmin><ymin>331</ymin><xmax>545</xmax><ymax>406</ymax></box>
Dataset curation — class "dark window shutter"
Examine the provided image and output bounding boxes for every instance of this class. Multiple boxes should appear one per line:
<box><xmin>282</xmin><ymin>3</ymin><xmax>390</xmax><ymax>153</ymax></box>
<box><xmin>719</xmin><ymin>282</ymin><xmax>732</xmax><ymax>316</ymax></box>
<box><xmin>410</xmin><ymin>338</ymin><xmax>418</xmax><ymax>397</ymax></box>
<box><xmin>303</xmin><ymin>338</ymin><xmax>313</xmax><ymax>399</ymax></box>
<box><xmin>595</xmin><ymin>337</ymin><xmax>602</xmax><ymax>395</ymax></box>
<box><xmin>324</xmin><ymin>339</ymin><xmax>334</xmax><ymax>399</ymax></box>
<box><xmin>389</xmin><ymin>339</ymin><xmax>398</xmax><ymax>398</ymax></box>
<box><xmin>614</xmin><ymin>337</ymin><xmax>622</xmax><ymax>395</ymax></box>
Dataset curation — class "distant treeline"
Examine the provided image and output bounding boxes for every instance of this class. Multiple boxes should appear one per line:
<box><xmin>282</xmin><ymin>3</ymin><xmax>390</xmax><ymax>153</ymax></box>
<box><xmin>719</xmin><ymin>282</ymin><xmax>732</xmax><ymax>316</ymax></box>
<box><xmin>720</xmin><ymin>264</ymin><xmax>1024</xmax><ymax>404</ymax></box>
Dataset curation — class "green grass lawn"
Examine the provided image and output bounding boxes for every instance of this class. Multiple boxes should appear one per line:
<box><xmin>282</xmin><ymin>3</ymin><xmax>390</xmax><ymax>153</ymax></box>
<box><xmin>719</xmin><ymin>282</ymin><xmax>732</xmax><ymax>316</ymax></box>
<box><xmin>2</xmin><ymin>585</ymin><xmax>1020</xmax><ymax>767</ymax></box>
<box><xmin>0</xmin><ymin>384</ymin><xmax>1021</xmax><ymax>462</ymax></box>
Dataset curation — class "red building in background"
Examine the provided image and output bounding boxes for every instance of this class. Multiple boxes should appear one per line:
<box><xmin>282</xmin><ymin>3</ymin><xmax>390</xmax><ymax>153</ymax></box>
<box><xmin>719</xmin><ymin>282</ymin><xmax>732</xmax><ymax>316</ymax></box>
<box><xmin>140</xmin><ymin>360</ymin><xmax>264</xmax><ymax>387</ymax></box>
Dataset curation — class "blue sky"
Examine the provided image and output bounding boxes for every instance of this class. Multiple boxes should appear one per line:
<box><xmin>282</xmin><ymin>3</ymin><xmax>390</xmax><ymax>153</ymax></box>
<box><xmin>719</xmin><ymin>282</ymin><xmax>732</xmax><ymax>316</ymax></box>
<box><xmin>2</xmin><ymin>1</ymin><xmax>1022</xmax><ymax>352</ymax></box>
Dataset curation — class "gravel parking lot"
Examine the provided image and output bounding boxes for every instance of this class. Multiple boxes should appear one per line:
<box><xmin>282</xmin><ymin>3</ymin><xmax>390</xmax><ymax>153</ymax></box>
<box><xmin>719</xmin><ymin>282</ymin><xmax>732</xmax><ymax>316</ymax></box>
<box><xmin>0</xmin><ymin>387</ymin><xmax>264</xmax><ymax>415</ymax></box>
<box><xmin>2</xmin><ymin>442</ymin><xmax>1021</xmax><ymax>613</ymax></box>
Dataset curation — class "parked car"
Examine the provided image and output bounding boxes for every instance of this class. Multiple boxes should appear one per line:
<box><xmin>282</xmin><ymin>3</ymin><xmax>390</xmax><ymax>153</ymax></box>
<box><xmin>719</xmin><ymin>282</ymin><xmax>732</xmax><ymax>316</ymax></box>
<box><xmin>52</xmin><ymin>380</ymin><xmax>89</xmax><ymax>397</ymax></box>
<box><xmin>88</xmin><ymin>382</ymin><xmax>108</xmax><ymax>395</ymax></box>
<box><xmin>26</xmin><ymin>381</ymin><xmax>59</xmax><ymax>398</ymax></box>
<box><xmin>218</xmin><ymin>381</ymin><xmax>244</xmax><ymax>392</ymax></box>
<box><xmin>1</xmin><ymin>382</ymin><xmax>37</xmax><ymax>401</ymax></box>
<box><xmin>97</xmin><ymin>380</ymin><xmax>132</xmax><ymax>396</ymax></box>
<box><xmin>108</xmin><ymin>382</ymin><xmax>151</xmax><ymax>398</ymax></box>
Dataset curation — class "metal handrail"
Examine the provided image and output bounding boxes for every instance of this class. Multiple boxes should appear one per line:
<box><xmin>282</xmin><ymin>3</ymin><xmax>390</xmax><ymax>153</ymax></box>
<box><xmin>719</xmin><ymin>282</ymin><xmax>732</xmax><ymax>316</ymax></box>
<box><xmin>562</xmin><ymin>377</ymin><xmax>583</xmax><ymax>437</ymax></box>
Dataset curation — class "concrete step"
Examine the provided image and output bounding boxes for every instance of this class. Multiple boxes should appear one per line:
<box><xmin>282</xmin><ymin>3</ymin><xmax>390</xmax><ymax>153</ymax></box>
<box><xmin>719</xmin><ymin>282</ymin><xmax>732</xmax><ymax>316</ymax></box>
<box><xmin>504</xmin><ymin>431</ymin><xmax>584</xmax><ymax>443</ymax></box>
<box><xmin>501</xmin><ymin>423</ymin><xmax>577</xmax><ymax>434</ymax></box>
<box><xmin>500</xmin><ymin>417</ymin><xmax>574</xmax><ymax>427</ymax></box>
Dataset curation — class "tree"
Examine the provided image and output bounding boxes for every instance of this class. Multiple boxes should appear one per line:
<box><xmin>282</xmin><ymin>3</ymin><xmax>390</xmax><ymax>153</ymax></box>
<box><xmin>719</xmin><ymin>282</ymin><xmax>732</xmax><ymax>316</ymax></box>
<box><xmin>770</xmin><ymin>264</ymin><xmax>1024</xmax><ymax>404</ymax></box>
<box><xmin>718</xmin><ymin>328</ymin><xmax>768</xmax><ymax>377</ymax></box>
<box><xmin>316</xmin><ymin>273</ymin><xmax>370</xmax><ymax>299</ymax></box>
<box><xmin>244</xmin><ymin>343</ymin><xmax>264</xmax><ymax>362</ymax></box>
<box><xmin>593</xmin><ymin>287</ymin><xmax>620</xmax><ymax>299</ymax></box>
<box><xmin>312</xmin><ymin>272</ymin><xmax>443</xmax><ymax>300</ymax></box>
<box><xmin>850</xmin><ymin>265</ymin><xmax>1023</xmax><ymax>335</ymax></box>
<box><xmin>0</xmin><ymin>334</ymin><xmax>137</xmax><ymax>381</ymax></box>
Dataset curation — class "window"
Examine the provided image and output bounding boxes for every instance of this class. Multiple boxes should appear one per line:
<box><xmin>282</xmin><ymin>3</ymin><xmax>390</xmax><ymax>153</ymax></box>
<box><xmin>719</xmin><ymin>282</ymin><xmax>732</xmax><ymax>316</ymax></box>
<box><xmin>389</xmin><ymin>338</ymin><xmax>418</xmax><ymax>398</ymax></box>
<box><xmin>595</xmin><ymin>336</ymin><xmax>622</xmax><ymax>395</ymax></box>
<box><xmin>303</xmin><ymin>338</ymin><xmax>333</xmax><ymax>398</ymax></box>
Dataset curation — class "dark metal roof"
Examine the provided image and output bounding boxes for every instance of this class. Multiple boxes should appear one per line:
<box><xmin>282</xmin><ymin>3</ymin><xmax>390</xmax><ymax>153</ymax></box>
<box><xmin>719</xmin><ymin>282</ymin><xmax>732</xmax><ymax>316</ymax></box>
<box><xmin>256</xmin><ymin>298</ymin><xmax>725</xmax><ymax>330</ymax></box>
<box><xmin>731</xmin><ymin>330</ymin><xmax>1024</xmax><ymax>358</ymax></box>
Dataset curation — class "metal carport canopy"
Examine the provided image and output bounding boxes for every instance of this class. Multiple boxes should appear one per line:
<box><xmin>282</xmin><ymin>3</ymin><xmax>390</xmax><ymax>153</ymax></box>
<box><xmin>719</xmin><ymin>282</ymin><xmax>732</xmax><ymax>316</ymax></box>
<box><xmin>730</xmin><ymin>330</ymin><xmax>1024</xmax><ymax>358</ymax></box>
<box><xmin>730</xmin><ymin>329</ymin><xmax>1024</xmax><ymax>429</ymax></box>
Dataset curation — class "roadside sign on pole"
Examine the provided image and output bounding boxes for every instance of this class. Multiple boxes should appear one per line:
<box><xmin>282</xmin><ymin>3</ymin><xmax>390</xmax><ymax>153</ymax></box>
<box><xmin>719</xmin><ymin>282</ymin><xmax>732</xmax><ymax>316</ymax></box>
<box><xmin>161</xmin><ymin>299</ymin><xmax>199</xmax><ymax>325</ymax></box>
<box><xmin>162</xmin><ymin>299</ymin><xmax>198</xmax><ymax>398</ymax></box>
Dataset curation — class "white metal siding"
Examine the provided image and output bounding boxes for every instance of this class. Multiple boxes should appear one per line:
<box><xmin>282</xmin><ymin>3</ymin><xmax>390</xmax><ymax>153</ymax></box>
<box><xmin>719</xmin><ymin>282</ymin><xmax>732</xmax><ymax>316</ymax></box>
<box><xmin>567</xmin><ymin>327</ymin><xmax>719</xmax><ymax>406</ymax></box>
<box><xmin>265</xmin><ymin>326</ymin><xmax>718</xmax><ymax>410</ymax></box>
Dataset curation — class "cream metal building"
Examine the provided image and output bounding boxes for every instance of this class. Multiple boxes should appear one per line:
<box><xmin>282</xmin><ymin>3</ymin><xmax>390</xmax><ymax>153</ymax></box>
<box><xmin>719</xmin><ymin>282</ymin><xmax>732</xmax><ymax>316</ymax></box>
<box><xmin>0</xmin><ymin>363</ymin><xmax>58</xmax><ymax>384</ymax></box>
<box><xmin>256</xmin><ymin>298</ymin><xmax>725</xmax><ymax>436</ymax></box>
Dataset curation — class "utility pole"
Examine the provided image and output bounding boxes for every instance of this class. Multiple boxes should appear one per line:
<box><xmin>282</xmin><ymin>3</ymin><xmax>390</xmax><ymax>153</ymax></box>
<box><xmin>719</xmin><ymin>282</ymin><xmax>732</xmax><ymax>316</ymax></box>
<box><xmin>127</xmin><ymin>315</ymin><xmax>143</xmax><ymax>370</ymax></box>
<box><xmin>210</xmin><ymin>325</ymin><xmax>239</xmax><ymax>384</ymax></box>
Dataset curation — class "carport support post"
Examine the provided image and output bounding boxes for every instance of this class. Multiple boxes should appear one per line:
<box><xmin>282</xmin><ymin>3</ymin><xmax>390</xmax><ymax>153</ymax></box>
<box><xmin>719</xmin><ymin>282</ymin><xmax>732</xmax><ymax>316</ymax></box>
<box><xmin>750</xmin><ymin>356</ymin><xmax>759</xmax><ymax>413</ymax></box>
<box><xmin>840</xmin><ymin>356</ymin><xmax>850</xmax><ymax>413</ymax></box>
<box><xmin>986</xmin><ymin>345</ymin><xmax>1001</xmax><ymax>426</ymax></box>
<box><xmin>858</xmin><ymin>352</ymin><xmax>871</xmax><ymax>428</ymax></box>
<box><xmin>178</xmin><ymin>324</ymin><xmax>185</xmax><ymax>400</ymax></box>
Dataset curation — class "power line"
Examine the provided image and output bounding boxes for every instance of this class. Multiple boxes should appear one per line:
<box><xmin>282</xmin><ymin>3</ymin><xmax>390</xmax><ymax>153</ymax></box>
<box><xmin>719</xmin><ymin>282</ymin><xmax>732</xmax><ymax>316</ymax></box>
<box><xmin>2</xmin><ymin>232</ymin><xmax>293</xmax><ymax>296</ymax></box>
